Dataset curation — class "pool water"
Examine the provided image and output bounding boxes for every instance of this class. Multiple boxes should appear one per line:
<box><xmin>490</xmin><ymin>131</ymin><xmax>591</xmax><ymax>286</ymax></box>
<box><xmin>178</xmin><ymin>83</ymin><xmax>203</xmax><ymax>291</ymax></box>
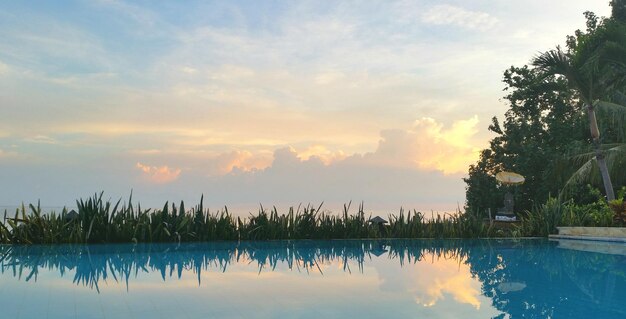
<box><xmin>0</xmin><ymin>239</ymin><xmax>624</xmax><ymax>318</ymax></box>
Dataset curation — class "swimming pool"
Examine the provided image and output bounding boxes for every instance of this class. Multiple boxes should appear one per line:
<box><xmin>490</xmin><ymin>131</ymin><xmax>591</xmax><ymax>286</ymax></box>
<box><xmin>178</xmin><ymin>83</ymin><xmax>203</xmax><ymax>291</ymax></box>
<box><xmin>0</xmin><ymin>239</ymin><xmax>623</xmax><ymax>318</ymax></box>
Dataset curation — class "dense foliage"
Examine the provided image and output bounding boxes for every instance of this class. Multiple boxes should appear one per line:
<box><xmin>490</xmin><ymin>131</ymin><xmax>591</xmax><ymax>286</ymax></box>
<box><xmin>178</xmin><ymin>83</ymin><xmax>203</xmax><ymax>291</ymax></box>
<box><xmin>465</xmin><ymin>1</ymin><xmax>626</xmax><ymax>220</ymax></box>
<box><xmin>464</xmin><ymin>66</ymin><xmax>587</xmax><ymax>214</ymax></box>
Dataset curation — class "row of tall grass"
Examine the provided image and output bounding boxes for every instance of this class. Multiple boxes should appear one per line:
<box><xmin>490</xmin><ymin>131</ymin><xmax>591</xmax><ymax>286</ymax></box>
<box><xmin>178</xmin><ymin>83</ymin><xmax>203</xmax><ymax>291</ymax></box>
<box><xmin>0</xmin><ymin>193</ymin><xmax>493</xmax><ymax>244</ymax></box>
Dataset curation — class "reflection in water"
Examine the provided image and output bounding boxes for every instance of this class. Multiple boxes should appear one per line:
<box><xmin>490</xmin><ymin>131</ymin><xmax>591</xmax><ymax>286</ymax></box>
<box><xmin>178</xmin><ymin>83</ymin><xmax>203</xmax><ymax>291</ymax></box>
<box><xmin>467</xmin><ymin>239</ymin><xmax>626</xmax><ymax>319</ymax></box>
<box><xmin>0</xmin><ymin>240</ymin><xmax>468</xmax><ymax>289</ymax></box>
<box><xmin>0</xmin><ymin>239</ymin><xmax>625</xmax><ymax>319</ymax></box>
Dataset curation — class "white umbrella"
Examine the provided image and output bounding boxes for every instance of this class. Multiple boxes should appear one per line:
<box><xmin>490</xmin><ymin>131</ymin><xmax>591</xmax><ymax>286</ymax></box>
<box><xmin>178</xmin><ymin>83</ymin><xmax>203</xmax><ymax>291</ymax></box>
<box><xmin>496</xmin><ymin>171</ymin><xmax>525</xmax><ymax>185</ymax></box>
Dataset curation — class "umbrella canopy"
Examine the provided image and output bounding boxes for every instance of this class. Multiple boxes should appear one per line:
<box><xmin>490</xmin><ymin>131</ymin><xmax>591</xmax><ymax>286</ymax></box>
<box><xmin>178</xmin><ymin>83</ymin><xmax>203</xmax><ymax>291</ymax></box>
<box><xmin>496</xmin><ymin>171</ymin><xmax>525</xmax><ymax>185</ymax></box>
<box><xmin>64</xmin><ymin>209</ymin><xmax>79</xmax><ymax>221</ymax></box>
<box><xmin>370</xmin><ymin>246</ymin><xmax>388</xmax><ymax>257</ymax></box>
<box><xmin>369</xmin><ymin>216</ymin><xmax>388</xmax><ymax>224</ymax></box>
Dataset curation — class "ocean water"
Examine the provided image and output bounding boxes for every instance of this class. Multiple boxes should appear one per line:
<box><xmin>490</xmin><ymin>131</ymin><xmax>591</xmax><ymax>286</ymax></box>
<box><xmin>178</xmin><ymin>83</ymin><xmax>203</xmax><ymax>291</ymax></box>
<box><xmin>0</xmin><ymin>239</ymin><xmax>624</xmax><ymax>318</ymax></box>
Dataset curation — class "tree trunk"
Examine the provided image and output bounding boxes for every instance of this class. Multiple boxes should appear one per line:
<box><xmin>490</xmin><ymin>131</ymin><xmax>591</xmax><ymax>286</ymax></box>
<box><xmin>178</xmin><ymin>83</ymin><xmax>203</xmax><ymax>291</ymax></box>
<box><xmin>587</xmin><ymin>104</ymin><xmax>616</xmax><ymax>201</ymax></box>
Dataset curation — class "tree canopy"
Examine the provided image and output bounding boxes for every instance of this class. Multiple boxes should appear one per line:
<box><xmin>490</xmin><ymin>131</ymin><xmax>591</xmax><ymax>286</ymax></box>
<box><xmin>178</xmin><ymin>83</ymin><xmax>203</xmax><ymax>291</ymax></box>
<box><xmin>465</xmin><ymin>1</ymin><xmax>626</xmax><ymax>216</ymax></box>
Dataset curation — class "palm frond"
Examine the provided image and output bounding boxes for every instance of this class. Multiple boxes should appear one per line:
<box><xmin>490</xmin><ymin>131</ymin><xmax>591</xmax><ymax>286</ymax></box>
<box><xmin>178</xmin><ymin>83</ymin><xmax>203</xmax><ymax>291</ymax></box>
<box><xmin>532</xmin><ymin>49</ymin><xmax>590</xmax><ymax>102</ymax></box>
<box><xmin>614</xmin><ymin>90</ymin><xmax>626</xmax><ymax>105</ymax></box>
<box><xmin>579</xmin><ymin>20</ymin><xmax>626</xmax><ymax>97</ymax></box>
<box><xmin>560</xmin><ymin>159</ymin><xmax>596</xmax><ymax>199</ymax></box>
<box><xmin>592</xmin><ymin>43</ymin><xmax>626</xmax><ymax>93</ymax></box>
<box><xmin>602</xmin><ymin>41</ymin><xmax>626</xmax><ymax>68</ymax></box>
<box><xmin>568</xmin><ymin>150</ymin><xmax>596</xmax><ymax>164</ymax></box>
<box><xmin>532</xmin><ymin>49</ymin><xmax>572</xmax><ymax>77</ymax></box>
<box><xmin>595</xmin><ymin>100</ymin><xmax>626</xmax><ymax>141</ymax></box>
<box><xmin>604</xmin><ymin>143</ymin><xmax>626</xmax><ymax>186</ymax></box>
<box><xmin>582</xmin><ymin>40</ymin><xmax>626</xmax><ymax>72</ymax></box>
<box><xmin>560</xmin><ymin>144</ymin><xmax>626</xmax><ymax>198</ymax></box>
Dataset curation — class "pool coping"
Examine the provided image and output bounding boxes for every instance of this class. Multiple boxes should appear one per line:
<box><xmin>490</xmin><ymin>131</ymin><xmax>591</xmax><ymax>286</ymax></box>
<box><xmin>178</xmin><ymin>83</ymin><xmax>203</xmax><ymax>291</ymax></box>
<box><xmin>548</xmin><ymin>234</ymin><xmax>626</xmax><ymax>243</ymax></box>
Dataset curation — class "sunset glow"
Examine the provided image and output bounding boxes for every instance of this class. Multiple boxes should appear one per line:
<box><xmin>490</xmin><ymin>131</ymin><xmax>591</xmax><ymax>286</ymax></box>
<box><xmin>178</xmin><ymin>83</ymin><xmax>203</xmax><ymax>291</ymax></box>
<box><xmin>0</xmin><ymin>0</ymin><xmax>611</xmax><ymax>212</ymax></box>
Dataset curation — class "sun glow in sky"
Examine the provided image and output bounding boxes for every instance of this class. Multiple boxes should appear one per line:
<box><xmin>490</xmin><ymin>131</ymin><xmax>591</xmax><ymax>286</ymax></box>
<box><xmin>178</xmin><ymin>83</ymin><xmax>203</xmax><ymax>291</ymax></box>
<box><xmin>0</xmin><ymin>0</ymin><xmax>611</xmax><ymax>213</ymax></box>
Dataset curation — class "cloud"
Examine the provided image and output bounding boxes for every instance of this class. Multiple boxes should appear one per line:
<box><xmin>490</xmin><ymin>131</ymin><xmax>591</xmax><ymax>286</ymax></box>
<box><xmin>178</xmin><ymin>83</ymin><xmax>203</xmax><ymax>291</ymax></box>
<box><xmin>183</xmin><ymin>143</ymin><xmax>466</xmax><ymax>212</ymax></box>
<box><xmin>24</xmin><ymin>135</ymin><xmax>58</xmax><ymax>144</ymax></box>
<box><xmin>184</xmin><ymin>115</ymin><xmax>479</xmax><ymax>178</ymax></box>
<box><xmin>415</xmin><ymin>260</ymin><xmax>482</xmax><ymax>309</ymax></box>
<box><xmin>207</xmin><ymin>150</ymin><xmax>272</xmax><ymax>176</ymax></box>
<box><xmin>136</xmin><ymin>162</ymin><xmax>181</xmax><ymax>184</ymax></box>
<box><xmin>361</xmin><ymin>116</ymin><xmax>480</xmax><ymax>175</ymax></box>
<box><xmin>0</xmin><ymin>148</ymin><xmax>17</xmax><ymax>158</ymax></box>
<box><xmin>374</xmin><ymin>253</ymin><xmax>484</xmax><ymax>310</ymax></box>
<box><xmin>128</xmin><ymin>147</ymin><xmax>273</xmax><ymax>177</ymax></box>
<box><xmin>3</xmin><ymin>1</ymin><xmax>611</xmax><ymax>211</ymax></box>
<box><xmin>161</xmin><ymin>116</ymin><xmax>479</xmax><ymax>210</ymax></box>
<box><xmin>94</xmin><ymin>0</ymin><xmax>158</xmax><ymax>27</ymax></box>
<box><xmin>296</xmin><ymin>145</ymin><xmax>346</xmax><ymax>165</ymax></box>
<box><xmin>180</xmin><ymin>66</ymin><xmax>197</xmax><ymax>74</ymax></box>
<box><xmin>421</xmin><ymin>5</ymin><xmax>498</xmax><ymax>31</ymax></box>
<box><xmin>0</xmin><ymin>19</ymin><xmax>109</xmax><ymax>73</ymax></box>
<box><xmin>0</xmin><ymin>61</ymin><xmax>8</xmax><ymax>75</ymax></box>
<box><xmin>314</xmin><ymin>70</ymin><xmax>346</xmax><ymax>85</ymax></box>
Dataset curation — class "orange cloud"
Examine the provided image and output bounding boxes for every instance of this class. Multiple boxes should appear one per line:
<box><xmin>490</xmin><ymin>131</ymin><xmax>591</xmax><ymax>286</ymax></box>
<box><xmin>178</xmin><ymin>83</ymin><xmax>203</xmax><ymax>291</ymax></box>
<box><xmin>204</xmin><ymin>146</ymin><xmax>343</xmax><ymax>176</ymax></box>
<box><xmin>370</xmin><ymin>116</ymin><xmax>481</xmax><ymax>175</ymax></box>
<box><xmin>208</xmin><ymin>150</ymin><xmax>272</xmax><ymax>175</ymax></box>
<box><xmin>405</xmin><ymin>254</ymin><xmax>483</xmax><ymax>309</ymax></box>
<box><xmin>413</xmin><ymin>116</ymin><xmax>481</xmax><ymax>174</ymax></box>
<box><xmin>136</xmin><ymin>162</ymin><xmax>181</xmax><ymax>183</ymax></box>
<box><xmin>295</xmin><ymin>145</ymin><xmax>346</xmax><ymax>165</ymax></box>
<box><xmin>198</xmin><ymin>115</ymin><xmax>480</xmax><ymax>177</ymax></box>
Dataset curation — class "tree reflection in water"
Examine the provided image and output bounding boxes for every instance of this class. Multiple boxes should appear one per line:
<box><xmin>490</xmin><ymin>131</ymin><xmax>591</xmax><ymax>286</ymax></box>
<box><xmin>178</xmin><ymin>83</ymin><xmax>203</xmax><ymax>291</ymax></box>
<box><xmin>467</xmin><ymin>239</ymin><xmax>626</xmax><ymax>319</ymax></box>
<box><xmin>0</xmin><ymin>239</ymin><xmax>624</xmax><ymax>318</ymax></box>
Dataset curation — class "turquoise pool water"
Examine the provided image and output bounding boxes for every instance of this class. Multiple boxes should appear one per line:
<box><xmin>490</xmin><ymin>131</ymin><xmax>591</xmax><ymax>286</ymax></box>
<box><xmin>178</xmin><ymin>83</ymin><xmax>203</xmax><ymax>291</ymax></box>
<box><xmin>0</xmin><ymin>239</ymin><xmax>624</xmax><ymax>318</ymax></box>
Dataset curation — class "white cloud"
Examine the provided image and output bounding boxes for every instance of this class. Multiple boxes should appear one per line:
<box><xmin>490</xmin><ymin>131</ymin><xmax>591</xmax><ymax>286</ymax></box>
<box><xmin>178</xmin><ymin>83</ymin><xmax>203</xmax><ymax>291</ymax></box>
<box><xmin>180</xmin><ymin>66</ymin><xmax>197</xmax><ymax>74</ymax></box>
<box><xmin>314</xmin><ymin>70</ymin><xmax>346</xmax><ymax>85</ymax></box>
<box><xmin>421</xmin><ymin>5</ymin><xmax>498</xmax><ymax>31</ymax></box>
<box><xmin>24</xmin><ymin>135</ymin><xmax>58</xmax><ymax>144</ymax></box>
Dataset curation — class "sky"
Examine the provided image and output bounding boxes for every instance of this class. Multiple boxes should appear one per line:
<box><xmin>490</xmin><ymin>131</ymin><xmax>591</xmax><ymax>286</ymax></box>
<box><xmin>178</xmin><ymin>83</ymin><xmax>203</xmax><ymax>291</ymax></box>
<box><xmin>0</xmin><ymin>0</ymin><xmax>612</xmax><ymax>215</ymax></box>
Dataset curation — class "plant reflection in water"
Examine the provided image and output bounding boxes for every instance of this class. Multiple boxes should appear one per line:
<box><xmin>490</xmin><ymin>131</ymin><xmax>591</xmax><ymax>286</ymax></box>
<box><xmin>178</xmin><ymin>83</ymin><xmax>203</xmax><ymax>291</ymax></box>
<box><xmin>0</xmin><ymin>239</ymin><xmax>625</xmax><ymax>319</ymax></box>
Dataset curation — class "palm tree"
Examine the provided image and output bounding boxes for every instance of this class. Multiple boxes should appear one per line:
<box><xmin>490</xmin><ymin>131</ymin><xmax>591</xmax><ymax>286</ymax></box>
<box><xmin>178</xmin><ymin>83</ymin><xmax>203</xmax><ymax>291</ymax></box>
<box><xmin>533</xmin><ymin>18</ymin><xmax>626</xmax><ymax>201</ymax></box>
<box><xmin>560</xmin><ymin>100</ymin><xmax>626</xmax><ymax>197</ymax></box>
